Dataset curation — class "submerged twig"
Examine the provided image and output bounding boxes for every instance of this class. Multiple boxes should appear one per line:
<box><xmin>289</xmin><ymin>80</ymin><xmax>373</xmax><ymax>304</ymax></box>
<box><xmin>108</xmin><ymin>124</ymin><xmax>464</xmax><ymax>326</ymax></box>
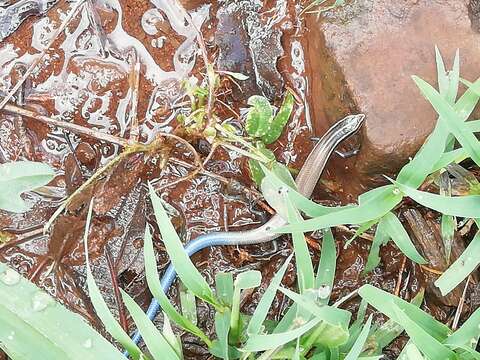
<box><xmin>105</xmin><ymin>246</ymin><xmax>129</xmax><ymax>332</ymax></box>
<box><xmin>128</xmin><ymin>50</ymin><xmax>141</xmax><ymax>143</ymax></box>
<box><xmin>452</xmin><ymin>275</ymin><xmax>471</xmax><ymax>330</ymax></box>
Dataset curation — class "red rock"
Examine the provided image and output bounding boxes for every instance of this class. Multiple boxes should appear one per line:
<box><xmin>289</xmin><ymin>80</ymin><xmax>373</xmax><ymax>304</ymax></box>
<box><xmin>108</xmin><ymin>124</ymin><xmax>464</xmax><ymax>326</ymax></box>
<box><xmin>304</xmin><ymin>0</ymin><xmax>480</xmax><ymax>189</ymax></box>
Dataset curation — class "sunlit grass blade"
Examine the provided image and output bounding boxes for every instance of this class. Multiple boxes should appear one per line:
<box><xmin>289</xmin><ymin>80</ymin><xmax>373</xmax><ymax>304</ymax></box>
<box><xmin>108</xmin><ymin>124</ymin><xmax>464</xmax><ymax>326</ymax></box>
<box><xmin>277</xmin><ymin>185</ymin><xmax>401</xmax><ymax>234</ymax></box>
<box><xmin>83</xmin><ymin>201</ymin><xmax>143</xmax><ymax>360</ymax></box>
<box><xmin>247</xmin><ymin>254</ymin><xmax>293</xmax><ymax>335</ymax></box>
<box><xmin>120</xmin><ymin>289</ymin><xmax>180</xmax><ymax>360</ymax></box>
<box><xmin>215</xmin><ymin>272</ymin><xmax>234</xmax><ymax>306</ymax></box>
<box><xmin>148</xmin><ymin>183</ymin><xmax>217</xmax><ymax>306</ymax></box>
<box><xmin>279</xmin><ymin>287</ymin><xmax>351</xmax><ymax>329</ymax></box>
<box><xmin>143</xmin><ymin>226</ymin><xmax>211</xmax><ymax>346</ymax></box>
<box><xmin>435</xmin><ymin>46</ymin><xmax>449</xmax><ymax>97</ymax></box>
<box><xmin>358</xmin><ymin>285</ymin><xmax>451</xmax><ymax>341</ymax></box>
<box><xmin>446</xmin><ymin>49</ymin><xmax>460</xmax><ymax>104</ymax></box>
<box><xmin>364</xmin><ymin>217</ymin><xmax>389</xmax><ymax>273</ymax></box>
<box><xmin>412</xmin><ymin>76</ymin><xmax>480</xmax><ymax>167</ymax></box>
<box><xmin>344</xmin><ymin>315</ymin><xmax>372</xmax><ymax>360</ymax></box>
<box><xmin>242</xmin><ymin>318</ymin><xmax>322</xmax><ymax>352</ymax></box>
<box><xmin>445</xmin><ymin>306</ymin><xmax>480</xmax><ymax>348</ymax></box>
<box><xmin>367</xmin><ymin>290</ymin><xmax>424</xmax><ymax>354</ymax></box>
<box><xmin>432</xmin><ymin>148</ymin><xmax>469</xmax><ymax>173</ymax></box>
<box><xmin>285</xmin><ymin>195</ymin><xmax>315</xmax><ymax>292</ymax></box>
<box><xmin>214</xmin><ymin>310</ymin><xmax>231</xmax><ymax>360</ymax></box>
<box><xmin>435</xmin><ymin>231</ymin><xmax>480</xmax><ymax>295</ymax></box>
<box><xmin>315</xmin><ymin>228</ymin><xmax>335</xmax><ymax>304</ymax></box>
<box><xmin>230</xmin><ymin>271</ymin><xmax>261</xmax><ymax>343</ymax></box>
<box><xmin>381</xmin><ymin>212</ymin><xmax>426</xmax><ymax>264</ymax></box>
<box><xmin>393</xmin><ymin>179</ymin><xmax>480</xmax><ymax>218</ymax></box>
<box><xmin>392</xmin><ymin>305</ymin><xmax>456</xmax><ymax>359</ymax></box>
<box><xmin>398</xmin><ymin>341</ymin><xmax>426</xmax><ymax>360</ymax></box>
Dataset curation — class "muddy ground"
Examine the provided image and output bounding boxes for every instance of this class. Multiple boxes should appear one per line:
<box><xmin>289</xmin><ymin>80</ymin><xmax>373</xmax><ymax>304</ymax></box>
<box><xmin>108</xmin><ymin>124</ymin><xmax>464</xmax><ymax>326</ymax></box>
<box><xmin>0</xmin><ymin>0</ymin><xmax>478</xmax><ymax>358</ymax></box>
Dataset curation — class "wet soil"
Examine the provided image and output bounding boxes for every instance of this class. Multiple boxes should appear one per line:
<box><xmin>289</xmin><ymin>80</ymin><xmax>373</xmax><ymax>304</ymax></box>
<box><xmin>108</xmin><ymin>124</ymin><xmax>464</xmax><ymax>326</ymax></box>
<box><xmin>0</xmin><ymin>0</ymin><xmax>477</xmax><ymax>358</ymax></box>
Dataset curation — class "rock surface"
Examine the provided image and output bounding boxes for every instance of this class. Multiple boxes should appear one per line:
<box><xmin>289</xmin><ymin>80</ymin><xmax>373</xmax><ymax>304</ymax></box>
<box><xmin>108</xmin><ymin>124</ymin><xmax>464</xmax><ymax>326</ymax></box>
<box><xmin>304</xmin><ymin>0</ymin><xmax>480</xmax><ymax>188</ymax></box>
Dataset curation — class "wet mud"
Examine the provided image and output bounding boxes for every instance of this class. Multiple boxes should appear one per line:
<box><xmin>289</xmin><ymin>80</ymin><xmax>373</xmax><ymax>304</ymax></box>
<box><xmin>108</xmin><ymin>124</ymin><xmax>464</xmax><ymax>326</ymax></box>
<box><xmin>0</xmin><ymin>0</ymin><xmax>476</xmax><ymax>358</ymax></box>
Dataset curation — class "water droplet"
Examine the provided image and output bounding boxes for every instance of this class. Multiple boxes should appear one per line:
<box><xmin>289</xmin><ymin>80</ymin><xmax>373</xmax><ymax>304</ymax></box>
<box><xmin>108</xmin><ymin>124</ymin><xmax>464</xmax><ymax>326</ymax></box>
<box><xmin>393</xmin><ymin>188</ymin><xmax>401</xmax><ymax>195</ymax></box>
<box><xmin>317</xmin><ymin>285</ymin><xmax>331</xmax><ymax>300</ymax></box>
<box><xmin>0</xmin><ymin>268</ymin><xmax>20</xmax><ymax>286</ymax></box>
<box><xmin>7</xmin><ymin>331</ymin><xmax>15</xmax><ymax>340</ymax></box>
<box><xmin>31</xmin><ymin>291</ymin><xmax>53</xmax><ymax>312</ymax></box>
<box><xmin>82</xmin><ymin>338</ymin><xmax>93</xmax><ymax>349</ymax></box>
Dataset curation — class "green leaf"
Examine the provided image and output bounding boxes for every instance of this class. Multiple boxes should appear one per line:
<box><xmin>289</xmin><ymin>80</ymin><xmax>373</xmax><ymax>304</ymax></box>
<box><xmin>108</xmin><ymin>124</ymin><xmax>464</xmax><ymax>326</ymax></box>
<box><xmin>381</xmin><ymin>212</ymin><xmax>426</xmax><ymax>264</ymax></box>
<box><xmin>398</xmin><ymin>341</ymin><xmax>426</xmax><ymax>360</ymax></box>
<box><xmin>215</xmin><ymin>310</ymin><xmax>231</xmax><ymax>360</ymax></box>
<box><xmin>364</xmin><ymin>217</ymin><xmax>389</xmax><ymax>273</ymax></box>
<box><xmin>0</xmin><ymin>161</ymin><xmax>55</xmax><ymax>212</ymax></box>
<box><xmin>248</xmin><ymin>147</ymin><xmax>276</xmax><ymax>186</ymax></box>
<box><xmin>279</xmin><ymin>287</ymin><xmax>351</xmax><ymax>330</ymax></box>
<box><xmin>247</xmin><ymin>254</ymin><xmax>293</xmax><ymax>335</ymax></box>
<box><xmin>344</xmin><ymin>315</ymin><xmax>372</xmax><ymax>360</ymax></box>
<box><xmin>315</xmin><ymin>229</ymin><xmax>336</xmax><ymax>304</ymax></box>
<box><xmin>262</xmin><ymin>92</ymin><xmax>295</xmax><ymax>144</ymax></box>
<box><xmin>446</xmin><ymin>306</ymin><xmax>480</xmax><ymax>348</ymax></box>
<box><xmin>219</xmin><ymin>70</ymin><xmax>249</xmax><ymax>81</ymax></box>
<box><xmin>143</xmin><ymin>226</ymin><xmax>211</xmax><ymax>346</ymax></box>
<box><xmin>179</xmin><ymin>285</ymin><xmax>197</xmax><ymax>325</ymax></box>
<box><xmin>230</xmin><ymin>271</ymin><xmax>262</xmax><ymax>343</ymax></box>
<box><xmin>285</xmin><ymin>195</ymin><xmax>315</xmax><ymax>292</ymax></box>
<box><xmin>121</xmin><ymin>290</ymin><xmax>180</xmax><ymax>360</ymax></box>
<box><xmin>412</xmin><ymin>76</ymin><xmax>480</xmax><ymax>167</ymax></box>
<box><xmin>215</xmin><ymin>272</ymin><xmax>234</xmax><ymax>306</ymax></box>
<box><xmin>358</xmin><ymin>285</ymin><xmax>451</xmax><ymax>342</ymax></box>
<box><xmin>392</xmin><ymin>179</ymin><xmax>480</xmax><ymax>218</ymax></box>
<box><xmin>242</xmin><ymin>318</ymin><xmax>322</xmax><ymax>352</ymax></box>
<box><xmin>83</xmin><ymin>201</ymin><xmax>143</xmax><ymax>360</ymax></box>
<box><xmin>435</xmin><ymin>231</ymin><xmax>480</xmax><ymax>296</ymax></box>
<box><xmin>148</xmin><ymin>183</ymin><xmax>218</xmax><ymax>306</ymax></box>
<box><xmin>0</xmin><ymin>262</ymin><xmax>124</xmax><ymax>360</ymax></box>
<box><xmin>277</xmin><ymin>185</ymin><xmax>402</xmax><ymax>233</ymax></box>
<box><xmin>245</xmin><ymin>95</ymin><xmax>273</xmax><ymax>138</ymax></box>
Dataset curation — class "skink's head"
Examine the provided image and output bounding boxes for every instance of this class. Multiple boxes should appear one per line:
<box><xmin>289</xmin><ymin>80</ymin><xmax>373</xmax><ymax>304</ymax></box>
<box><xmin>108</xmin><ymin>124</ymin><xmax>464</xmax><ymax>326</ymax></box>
<box><xmin>337</xmin><ymin>113</ymin><xmax>365</xmax><ymax>136</ymax></box>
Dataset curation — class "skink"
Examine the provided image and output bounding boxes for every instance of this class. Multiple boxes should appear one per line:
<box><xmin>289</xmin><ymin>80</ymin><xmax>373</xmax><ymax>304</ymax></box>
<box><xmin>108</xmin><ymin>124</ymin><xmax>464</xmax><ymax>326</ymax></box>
<box><xmin>130</xmin><ymin>113</ymin><xmax>365</xmax><ymax>347</ymax></box>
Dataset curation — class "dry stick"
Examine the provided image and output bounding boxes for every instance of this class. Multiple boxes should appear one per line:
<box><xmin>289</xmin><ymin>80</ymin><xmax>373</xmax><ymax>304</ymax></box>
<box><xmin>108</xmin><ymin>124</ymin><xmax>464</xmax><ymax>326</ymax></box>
<box><xmin>394</xmin><ymin>255</ymin><xmax>407</xmax><ymax>297</ymax></box>
<box><xmin>128</xmin><ymin>51</ymin><xmax>141</xmax><ymax>143</ymax></box>
<box><xmin>4</xmin><ymin>103</ymin><xmax>129</xmax><ymax>146</ymax></box>
<box><xmin>0</xmin><ymin>0</ymin><xmax>87</xmax><ymax>110</ymax></box>
<box><xmin>452</xmin><ymin>275</ymin><xmax>471</xmax><ymax>330</ymax></box>
<box><xmin>105</xmin><ymin>246</ymin><xmax>129</xmax><ymax>332</ymax></box>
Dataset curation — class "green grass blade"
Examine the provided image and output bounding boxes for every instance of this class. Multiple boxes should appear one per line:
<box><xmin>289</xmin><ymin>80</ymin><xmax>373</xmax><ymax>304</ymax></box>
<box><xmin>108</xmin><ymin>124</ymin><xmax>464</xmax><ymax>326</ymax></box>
<box><xmin>315</xmin><ymin>229</ymin><xmax>336</xmax><ymax>304</ymax></box>
<box><xmin>285</xmin><ymin>195</ymin><xmax>315</xmax><ymax>292</ymax></box>
<box><xmin>381</xmin><ymin>212</ymin><xmax>426</xmax><ymax>264</ymax></box>
<box><xmin>0</xmin><ymin>262</ymin><xmax>124</xmax><ymax>360</ymax></box>
<box><xmin>277</xmin><ymin>185</ymin><xmax>401</xmax><ymax>233</ymax></box>
<box><xmin>215</xmin><ymin>310</ymin><xmax>231</xmax><ymax>360</ymax></box>
<box><xmin>0</xmin><ymin>161</ymin><xmax>55</xmax><ymax>212</ymax></box>
<box><xmin>364</xmin><ymin>217</ymin><xmax>389</xmax><ymax>273</ymax></box>
<box><xmin>358</xmin><ymin>285</ymin><xmax>451</xmax><ymax>341</ymax></box>
<box><xmin>432</xmin><ymin>148</ymin><xmax>469</xmax><ymax>173</ymax></box>
<box><xmin>143</xmin><ymin>226</ymin><xmax>211</xmax><ymax>346</ymax></box>
<box><xmin>447</xmin><ymin>49</ymin><xmax>460</xmax><ymax>104</ymax></box>
<box><xmin>392</xmin><ymin>305</ymin><xmax>457</xmax><ymax>359</ymax></box>
<box><xmin>179</xmin><ymin>286</ymin><xmax>197</xmax><ymax>325</ymax></box>
<box><xmin>344</xmin><ymin>315</ymin><xmax>372</xmax><ymax>360</ymax></box>
<box><xmin>121</xmin><ymin>290</ymin><xmax>180</xmax><ymax>360</ymax></box>
<box><xmin>247</xmin><ymin>254</ymin><xmax>293</xmax><ymax>335</ymax></box>
<box><xmin>242</xmin><ymin>318</ymin><xmax>322</xmax><ymax>352</ymax></box>
<box><xmin>215</xmin><ymin>272</ymin><xmax>234</xmax><ymax>306</ymax></box>
<box><xmin>148</xmin><ymin>183</ymin><xmax>217</xmax><ymax>306</ymax></box>
<box><xmin>435</xmin><ymin>231</ymin><xmax>480</xmax><ymax>295</ymax></box>
<box><xmin>435</xmin><ymin>46</ymin><xmax>449</xmax><ymax>97</ymax></box>
<box><xmin>393</xmin><ymin>179</ymin><xmax>480</xmax><ymax>218</ymax></box>
<box><xmin>279</xmin><ymin>287</ymin><xmax>351</xmax><ymax>329</ymax></box>
<box><xmin>398</xmin><ymin>341</ymin><xmax>426</xmax><ymax>360</ymax></box>
<box><xmin>230</xmin><ymin>271</ymin><xmax>261</xmax><ymax>342</ymax></box>
<box><xmin>412</xmin><ymin>76</ymin><xmax>480</xmax><ymax>167</ymax></box>
<box><xmin>446</xmin><ymin>306</ymin><xmax>480</xmax><ymax>348</ymax></box>
<box><xmin>83</xmin><ymin>201</ymin><xmax>143</xmax><ymax>360</ymax></box>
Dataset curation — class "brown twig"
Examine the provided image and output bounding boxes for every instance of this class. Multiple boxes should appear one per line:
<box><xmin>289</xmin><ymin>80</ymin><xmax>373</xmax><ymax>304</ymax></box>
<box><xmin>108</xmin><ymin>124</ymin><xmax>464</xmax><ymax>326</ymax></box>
<box><xmin>394</xmin><ymin>255</ymin><xmax>407</xmax><ymax>297</ymax></box>
<box><xmin>3</xmin><ymin>103</ymin><xmax>129</xmax><ymax>146</ymax></box>
<box><xmin>0</xmin><ymin>0</ymin><xmax>87</xmax><ymax>110</ymax></box>
<box><xmin>452</xmin><ymin>275</ymin><xmax>471</xmax><ymax>330</ymax></box>
<box><xmin>105</xmin><ymin>246</ymin><xmax>129</xmax><ymax>332</ymax></box>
